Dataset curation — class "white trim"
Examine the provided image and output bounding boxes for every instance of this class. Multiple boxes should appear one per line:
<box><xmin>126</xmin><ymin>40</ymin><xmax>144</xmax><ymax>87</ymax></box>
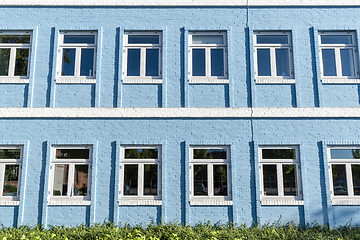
<box><xmin>255</xmin><ymin>79</ymin><xmax>295</xmax><ymax>84</ymax></box>
<box><xmin>0</xmin><ymin>200</ymin><xmax>19</xmax><ymax>206</ymax></box>
<box><xmin>189</xmin><ymin>79</ymin><xmax>229</xmax><ymax>84</ymax></box>
<box><xmin>0</xmin><ymin>78</ymin><xmax>29</xmax><ymax>84</ymax></box>
<box><xmin>2</xmin><ymin>0</ymin><xmax>360</xmax><ymax>7</ymax></box>
<box><xmin>118</xmin><ymin>199</ymin><xmax>162</xmax><ymax>205</ymax></box>
<box><xmin>190</xmin><ymin>200</ymin><xmax>232</xmax><ymax>206</ymax></box>
<box><xmin>47</xmin><ymin>200</ymin><xmax>91</xmax><ymax>206</ymax></box>
<box><xmin>261</xmin><ymin>200</ymin><xmax>304</xmax><ymax>206</ymax></box>
<box><xmin>331</xmin><ymin>200</ymin><xmax>360</xmax><ymax>205</ymax></box>
<box><xmin>321</xmin><ymin>79</ymin><xmax>360</xmax><ymax>84</ymax></box>
<box><xmin>122</xmin><ymin>78</ymin><xmax>163</xmax><ymax>84</ymax></box>
<box><xmin>55</xmin><ymin>78</ymin><xmax>96</xmax><ymax>84</ymax></box>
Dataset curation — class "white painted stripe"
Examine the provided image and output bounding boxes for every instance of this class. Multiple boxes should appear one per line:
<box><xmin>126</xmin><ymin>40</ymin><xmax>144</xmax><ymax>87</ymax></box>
<box><xmin>0</xmin><ymin>107</ymin><xmax>360</xmax><ymax>118</ymax></box>
<box><xmin>1</xmin><ymin>0</ymin><xmax>359</xmax><ymax>6</ymax></box>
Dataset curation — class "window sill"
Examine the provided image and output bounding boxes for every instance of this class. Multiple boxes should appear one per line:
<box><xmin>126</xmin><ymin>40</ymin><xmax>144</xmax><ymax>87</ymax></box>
<box><xmin>332</xmin><ymin>199</ymin><xmax>360</xmax><ymax>205</ymax></box>
<box><xmin>55</xmin><ymin>78</ymin><xmax>96</xmax><ymax>84</ymax></box>
<box><xmin>118</xmin><ymin>199</ymin><xmax>162</xmax><ymax>206</ymax></box>
<box><xmin>255</xmin><ymin>78</ymin><xmax>295</xmax><ymax>84</ymax></box>
<box><xmin>190</xmin><ymin>200</ymin><xmax>232</xmax><ymax>206</ymax></box>
<box><xmin>0</xmin><ymin>78</ymin><xmax>29</xmax><ymax>84</ymax></box>
<box><xmin>321</xmin><ymin>78</ymin><xmax>360</xmax><ymax>84</ymax></box>
<box><xmin>122</xmin><ymin>78</ymin><xmax>163</xmax><ymax>84</ymax></box>
<box><xmin>47</xmin><ymin>200</ymin><xmax>91</xmax><ymax>206</ymax></box>
<box><xmin>0</xmin><ymin>200</ymin><xmax>19</xmax><ymax>206</ymax></box>
<box><xmin>261</xmin><ymin>199</ymin><xmax>304</xmax><ymax>206</ymax></box>
<box><xmin>189</xmin><ymin>78</ymin><xmax>229</xmax><ymax>84</ymax></box>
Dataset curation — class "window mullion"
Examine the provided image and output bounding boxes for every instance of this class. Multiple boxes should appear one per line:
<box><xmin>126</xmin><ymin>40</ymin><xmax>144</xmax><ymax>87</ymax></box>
<box><xmin>270</xmin><ymin>48</ymin><xmax>276</xmax><ymax>77</ymax></box>
<box><xmin>277</xmin><ymin>163</ymin><xmax>283</xmax><ymax>197</ymax></box>
<box><xmin>68</xmin><ymin>164</ymin><xmax>74</xmax><ymax>198</ymax></box>
<box><xmin>0</xmin><ymin>164</ymin><xmax>4</xmax><ymax>197</ymax></box>
<box><xmin>74</xmin><ymin>47</ymin><xmax>81</xmax><ymax>77</ymax></box>
<box><xmin>206</xmin><ymin>48</ymin><xmax>211</xmax><ymax>77</ymax></box>
<box><xmin>8</xmin><ymin>47</ymin><xmax>16</xmax><ymax>77</ymax></box>
<box><xmin>335</xmin><ymin>48</ymin><xmax>342</xmax><ymax>77</ymax></box>
<box><xmin>347</xmin><ymin>164</ymin><xmax>354</xmax><ymax>197</ymax></box>
<box><xmin>208</xmin><ymin>163</ymin><xmax>214</xmax><ymax>197</ymax></box>
<box><xmin>140</xmin><ymin>48</ymin><xmax>146</xmax><ymax>77</ymax></box>
<box><xmin>138</xmin><ymin>164</ymin><xmax>144</xmax><ymax>197</ymax></box>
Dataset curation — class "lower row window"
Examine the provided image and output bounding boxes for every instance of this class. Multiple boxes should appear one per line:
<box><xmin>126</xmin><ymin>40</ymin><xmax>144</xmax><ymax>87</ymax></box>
<box><xmin>0</xmin><ymin>147</ymin><xmax>22</xmax><ymax>201</ymax></box>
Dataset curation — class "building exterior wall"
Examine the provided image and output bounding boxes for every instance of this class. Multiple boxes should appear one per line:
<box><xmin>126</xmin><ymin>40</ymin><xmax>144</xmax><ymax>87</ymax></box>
<box><xmin>0</xmin><ymin>3</ymin><xmax>359</xmax><ymax>227</ymax></box>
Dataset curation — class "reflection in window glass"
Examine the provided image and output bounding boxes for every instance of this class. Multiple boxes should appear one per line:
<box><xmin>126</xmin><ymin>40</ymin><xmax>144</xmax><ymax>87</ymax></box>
<box><xmin>262</xmin><ymin>149</ymin><xmax>295</xmax><ymax>159</ymax></box>
<box><xmin>192</xmin><ymin>35</ymin><xmax>223</xmax><ymax>45</ymax></box>
<box><xmin>61</xmin><ymin>48</ymin><xmax>76</xmax><ymax>76</ymax></box>
<box><xmin>211</xmin><ymin>49</ymin><xmax>224</xmax><ymax>76</ymax></box>
<box><xmin>63</xmin><ymin>35</ymin><xmax>95</xmax><ymax>44</ymax></box>
<box><xmin>127</xmin><ymin>49</ymin><xmax>141</xmax><ymax>76</ymax></box>
<box><xmin>56</xmin><ymin>149</ymin><xmax>90</xmax><ymax>159</ymax></box>
<box><xmin>0</xmin><ymin>149</ymin><xmax>21</xmax><ymax>159</ymax></box>
<box><xmin>330</xmin><ymin>149</ymin><xmax>360</xmax><ymax>159</ymax></box>
<box><xmin>14</xmin><ymin>48</ymin><xmax>29</xmax><ymax>76</ymax></box>
<box><xmin>125</xmin><ymin>149</ymin><xmax>158</xmax><ymax>159</ymax></box>
<box><xmin>144</xmin><ymin>164</ymin><xmax>158</xmax><ymax>195</ymax></box>
<box><xmin>352</xmin><ymin>164</ymin><xmax>360</xmax><ymax>196</ymax></box>
<box><xmin>340</xmin><ymin>49</ymin><xmax>355</xmax><ymax>76</ymax></box>
<box><xmin>53</xmin><ymin>164</ymin><xmax>69</xmax><ymax>196</ymax></box>
<box><xmin>124</xmin><ymin>165</ymin><xmax>138</xmax><ymax>195</ymax></box>
<box><xmin>213</xmin><ymin>165</ymin><xmax>227</xmax><ymax>196</ymax></box>
<box><xmin>332</xmin><ymin>164</ymin><xmax>348</xmax><ymax>196</ymax></box>
<box><xmin>3</xmin><ymin>165</ymin><xmax>19</xmax><ymax>196</ymax></box>
<box><xmin>80</xmin><ymin>49</ymin><xmax>94</xmax><ymax>76</ymax></box>
<box><xmin>0</xmin><ymin>35</ymin><xmax>30</xmax><ymax>44</ymax></box>
<box><xmin>257</xmin><ymin>49</ymin><xmax>271</xmax><ymax>76</ymax></box>
<box><xmin>74</xmin><ymin>165</ymin><xmax>88</xmax><ymax>196</ymax></box>
<box><xmin>321</xmin><ymin>35</ymin><xmax>352</xmax><ymax>44</ymax></box>
<box><xmin>0</xmin><ymin>48</ymin><xmax>10</xmax><ymax>76</ymax></box>
<box><xmin>263</xmin><ymin>164</ymin><xmax>278</xmax><ymax>196</ymax></box>
<box><xmin>193</xmin><ymin>165</ymin><xmax>208</xmax><ymax>196</ymax></box>
<box><xmin>275</xmin><ymin>49</ymin><xmax>290</xmax><ymax>76</ymax></box>
<box><xmin>128</xmin><ymin>35</ymin><xmax>159</xmax><ymax>44</ymax></box>
<box><xmin>194</xmin><ymin>149</ymin><xmax>226</xmax><ymax>159</ymax></box>
<box><xmin>283</xmin><ymin>165</ymin><xmax>297</xmax><ymax>196</ymax></box>
<box><xmin>146</xmin><ymin>49</ymin><xmax>159</xmax><ymax>76</ymax></box>
<box><xmin>257</xmin><ymin>35</ymin><xmax>288</xmax><ymax>44</ymax></box>
<box><xmin>192</xmin><ymin>49</ymin><xmax>206</xmax><ymax>76</ymax></box>
<box><xmin>322</xmin><ymin>49</ymin><xmax>337</xmax><ymax>77</ymax></box>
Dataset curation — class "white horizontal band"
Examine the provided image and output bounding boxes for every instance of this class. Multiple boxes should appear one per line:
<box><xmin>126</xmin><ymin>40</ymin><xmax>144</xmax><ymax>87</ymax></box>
<box><xmin>55</xmin><ymin>78</ymin><xmax>96</xmax><ymax>84</ymax></box>
<box><xmin>189</xmin><ymin>79</ymin><xmax>229</xmax><ymax>84</ymax></box>
<box><xmin>322</xmin><ymin>79</ymin><xmax>360</xmax><ymax>84</ymax></box>
<box><xmin>118</xmin><ymin>199</ymin><xmax>162</xmax><ymax>205</ymax></box>
<box><xmin>255</xmin><ymin>79</ymin><xmax>296</xmax><ymax>84</ymax></box>
<box><xmin>261</xmin><ymin>200</ymin><xmax>304</xmax><ymax>206</ymax></box>
<box><xmin>0</xmin><ymin>200</ymin><xmax>19</xmax><ymax>206</ymax></box>
<box><xmin>1</xmin><ymin>0</ymin><xmax>359</xmax><ymax>6</ymax></box>
<box><xmin>47</xmin><ymin>200</ymin><xmax>91</xmax><ymax>206</ymax></box>
<box><xmin>1</xmin><ymin>107</ymin><xmax>360</xmax><ymax>118</ymax></box>
<box><xmin>0</xmin><ymin>78</ymin><xmax>29</xmax><ymax>84</ymax></box>
<box><xmin>190</xmin><ymin>200</ymin><xmax>233</xmax><ymax>206</ymax></box>
<box><xmin>122</xmin><ymin>78</ymin><xmax>163</xmax><ymax>84</ymax></box>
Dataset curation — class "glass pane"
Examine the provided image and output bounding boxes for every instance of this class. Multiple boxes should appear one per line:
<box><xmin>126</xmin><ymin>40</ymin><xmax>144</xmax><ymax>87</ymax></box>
<box><xmin>53</xmin><ymin>164</ymin><xmax>69</xmax><ymax>196</ymax></box>
<box><xmin>56</xmin><ymin>149</ymin><xmax>89</xmax><ymax>159</ymax></box>
<box><xmin>213</xmin><ymin>165</ymin><xmax>228</xmax><ymax>196</ymax></box>
<box><xmin>283</xmin><ymin>165</ymin><xmax>297</xmax><ymax>196</ymax></box>
<box><xmin>275</xmin><ymin>49</ymin><xmax>290</xmax><ymax>76</ymax></box>
<box><xmin>61</xmin><ymin>48</ymin><xmax>75</xmax><ymax>76</ymax></box>
<box><xmin>0</xmin><ymin>149</ymin><xmax>21</xmax><ymax>159</ymax></box>
<box><xmin>193</xmin><ymin>149</ymin><xmax>226</xmax><ymax>159</ymax></box>
<box><xmin>125</xmin><ymin>149</ymin><xmax>158</xmax><ymax>159</ymax></box>
<box><xmin>263</xmin><ymin>164</ymin><xmax>278</xmax><ymax>196</ymax></box>
<box><xmin>321</xmin><ymin>35</ymin><xmax>352</xmax><ymax>44</ymax></box>
<box><xmin>3</xmin><ymin>165</ymin><xmax>19</xmax><ymax>196</ymax></box>
<box><xmin>332</xmin><ymin>164</ymin><xmax>348</xmax><ymax>196</ymax></box>
<box><xmin>257</xmin><ymin>49</ymin><xmax>271</xmax><ymax>76</ymax></box>
<box><xmin>144</xmin><ymin>164</ymin><xmax>158</xmax><ymax>196</ymax></box>
<box><xmin>74</xmin><ymin>165</ymin><xmax>89</xmax><ymax>196</ymax></box>
<box><xmin>193</xmin><ymin>165</ymin><xmax>208</xmax><ymax>196</ymax></box>
<box><xmin>0</xmin><ymin>35</ymin><xmax>30</xmax><ymax>44</ymax></box>
<box><xmin>192</xmin><ymin>49</ymin><xmax>205</xmax><ymax>76</ymax></box>
<box><xmin>262</xmin><ymin>149</ymin><xmax>296</xmax><ymax>159</ymax></box>
<box><xmin>331</xmin><ymin>149</ymin><xmax>360</xmax><ymax>159</ymax></box>
<box><xmin>322</xmin><ymin>49</ymin><xmax>337</xmax><ymax>76</ymax></box>
<box><xmin>340</xmin><ymin>49</ymin><xmax>355</xmax><ymax>76</ymax></box>
<box><xmin>145</xmin><ymin>49</ymin><xmax>159</xmax><ymax>76</ymax></box>
<box><xmin>80</xmin><ymin>49</ymin><xmax>94</xmax><ymax>76</ymax></box>
<box><xmin>14</xmin><ymin>48</ymin><xmax>29</xmax><ymax>76</ymax></box>
<box><xmin>211</xmin><ymin>49</ymin><xmax>224</xmax><ymax>76</ymax></box>
<box><xmin>192</xmin><ymin>35</ymin><xmax>223</xmax><ymax>44</ymax></box>
<box><xmin>63</xmin><ymin>35</ymin><xmax>95</xmax><ymax>44</ymax></box>
<box><xmin>124</xmin><ymin>165</ymin><xmax>138</xmax><ymax>195</ymax></box>
<box><xmin>0</xmin><ymin>49</ymin><xmax>10</xmax><ymax>76</ymax></box>
<box><xmin>352</xmin><ymin>165</ymin><xmax>360</xmax><ymax>196</ymax></box>
<box><xmin>128</xmin><ymin>35</ymin><xmax>159</xmax><ymax>44</ymax></box>
<box><xmin>127</xmin><ymin>49</ymin><xmax>140</xmax><ymax>76</ymax></box>
<box><xmin>257</xmin><ymin>35</ymin><xmax>288</xmax><ymax>44</ymax></box>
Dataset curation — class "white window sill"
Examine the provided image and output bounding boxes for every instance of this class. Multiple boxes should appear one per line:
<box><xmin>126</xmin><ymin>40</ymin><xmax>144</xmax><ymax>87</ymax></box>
<box><xmin>321</xmin><ymin>78</ymin><xmax>360</xmax><ymax>84</ymax></box>
<box><xmin>189</xmin><ymin>78</ymin><xmax>229</xmax><ymax>84</ymax></box>
<box><xmin>255</xmin><ymin>78</ymin><xmax>295</xmax><ymax>84</ymax></box>
<box><xmin>190</xmin><ymin>199</ymin><xmax>232</xmax><ymax>206</ymax></box>
<box><xmin>118</xmin><ymin>199</ymin><xmax>162</xmax><ymax>206</ymax></box>
<box><xmin>332</xmin><ymin>199</ymin><xmax>360</xmax><ymax>205</ymax></box>
<box><xmin>122</xmin><ymin>78</ymin><xmax>163</xmax><ymax>84</ymax></box>
<box><xmin>0</xmin><ymin>78</ymin><xmax>29</xmax><ymax>84</ymax></box>
<box><xmin>261</xmin><ymin>199</ymin><xmax>304</xmax><ymax>206</ymax></box>
<box><xmin>0</xmin><ymin>200</ymin><xmax>19</xmax><ymax>206</ymax></box>
<box><xmin>47</xmin><ymin>200</ymin><xmax>91</xmax><ymax>206</ymax></box>
<box><xmin>55</xmin><ymin>78</ymin><xmax>96</xmax><ymax>84</ymax></box>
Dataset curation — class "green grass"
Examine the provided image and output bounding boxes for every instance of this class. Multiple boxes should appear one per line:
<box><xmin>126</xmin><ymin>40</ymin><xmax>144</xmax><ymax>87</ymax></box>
<box><xmin>0</xmin><ymin>222</ymin><xmax>358</xmax><ymax>239</ymax></box>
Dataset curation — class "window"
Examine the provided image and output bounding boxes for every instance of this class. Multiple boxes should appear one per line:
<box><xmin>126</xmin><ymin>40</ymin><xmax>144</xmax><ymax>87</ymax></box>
<box><xmin>190</xmin><ymin>146</ymin><xmax>231</xmax><ymax>204</ymax></box>
<box><xmin>0</xmin><ymin>147</ymin><xmax>22</xmax><ymax>202</ymax></box>
<box><xmin>254</xmin><ymin>32</ymin><xmax>294</xmax><ymax>81</ymax></box>
<box><xmin>49</xmin><ymin>146</ymin><xmax>92</xmax><ymax>204</ymax></box>
<box><xmin>0</xmin><ymin>31</ymin><xmax>31</xmax><ymax>80</ymax></box>
<box><xmin>57</xmin><ymin>31</ymin><xmax>97</xmax><ymax>82</ymax></box>
<box><xmin>328</xmin><ymin>147</ymin><xmax>360</xmax><ymax>203</ymax></box>
<box><xmin>123</xmin><ymin>32</ymin><xmax>162</xmax><ymax>83</ymax></box>
<box><xmin>188</xmin><ymin>32</ymin><xmax>228</xmax><ymax>83</ymax></box>
<box><xmin>120</xmin><ymin>146</ymin><xmax>161</xmax><ymax>203</ymax></box>
<box><xmin>319</xmin><ymin>32</ymin><xmax>358</xmax><ymax>79</ymax></box>
<box><xmin>259</xmin><ymin>146</ymin><xmax>303</xmax><ymax>204</ymax></box>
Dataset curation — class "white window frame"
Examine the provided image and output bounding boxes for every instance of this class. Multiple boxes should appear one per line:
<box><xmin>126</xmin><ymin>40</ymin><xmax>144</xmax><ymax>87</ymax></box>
<box><xmin>123</xmin><ymin>31</ymin><xmax>162</xmax><ymax>84</ymax></box>
<box><xmin>0</xmin><ymin>146</ymin><xmax>22</xmax><ymax>204</ymax></box>
<box><xmin>48</xmin><ymin>146</ymin><xmax>92</xmax><ymax>205</ymax></box>
<box><xmin>56</xmin><ymin>31</ymin><xmax>97</xmax><ymax>84</ymax></box>
<box><xmin>259</xmin><ymin>146</ymin><xmax>303</xmax><ymax>205</ymax></box>
<box><xmin>119</xmin><ymin>145</ymin><xmax>162</xmax><ymax>205</ymax></box>
<box><xmin>319</xmin><ymin>31</ymin><xmax>359</xmax><ymax>81</ymax></box>
<box><xmin>188</xmin><ymin>31</ymin><xmax>228</xmax><ymax>84</ymax></box>
<box><xmin>254</xmin><ymin>31</ymin><xmax>294</xmax><ymax>83</ymax></box>
<box><xmin>328</xmin><ymin>146</ymin><xmax>360</xmax><ymax>205</ymax></box>
<box><xmin>189</xmin><ymin>146</ymin><xmax>232</xmax><ymax>205</ymax></box>
<box><xmin>0</xmin><ymin>31</ymin><xmax>32</xmax><ymax>83</ymax></box>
